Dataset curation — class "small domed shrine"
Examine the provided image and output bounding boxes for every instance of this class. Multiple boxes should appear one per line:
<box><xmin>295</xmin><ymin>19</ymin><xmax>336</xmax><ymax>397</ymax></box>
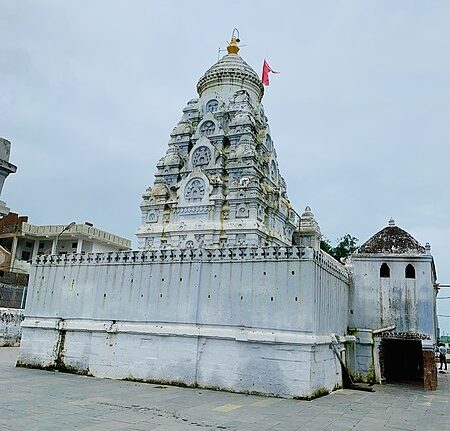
<box><xmin>137</xmin><ymin>35</ymin><xmax>299</xmax><ymax>250</ymax></box>
<box><xmin>347</xmin><ymin>218</ymin><xmax>438</xmax><ymax>388</ymax></box>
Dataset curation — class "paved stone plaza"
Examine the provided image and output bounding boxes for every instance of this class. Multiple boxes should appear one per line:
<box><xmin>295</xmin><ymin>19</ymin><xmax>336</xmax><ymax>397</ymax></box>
<box><xmin>0</xmin><ymin>348</ymin><xmax>448</xmax><ymax>431</ymax></box>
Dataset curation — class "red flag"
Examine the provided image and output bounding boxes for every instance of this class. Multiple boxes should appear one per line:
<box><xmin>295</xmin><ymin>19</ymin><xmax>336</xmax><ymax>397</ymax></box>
<box><xmin>261</xmin><ymin>59</ymin><xmax>279</xmax><ymax>86</ymax></box>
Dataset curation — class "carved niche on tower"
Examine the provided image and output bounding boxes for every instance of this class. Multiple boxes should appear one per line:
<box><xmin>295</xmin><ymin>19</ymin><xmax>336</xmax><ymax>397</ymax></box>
<box><xmin>184</xmin><ymin>178</ymin><xmax>206</xmax><ymax>203</ymax></box>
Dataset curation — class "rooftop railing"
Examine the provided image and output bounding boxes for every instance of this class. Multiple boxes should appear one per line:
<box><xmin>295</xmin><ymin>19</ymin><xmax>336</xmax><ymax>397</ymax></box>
<box><xmin>21</xmin><ymin>223</ymin><xmax>131</xmax><ymax>248</ymax></box>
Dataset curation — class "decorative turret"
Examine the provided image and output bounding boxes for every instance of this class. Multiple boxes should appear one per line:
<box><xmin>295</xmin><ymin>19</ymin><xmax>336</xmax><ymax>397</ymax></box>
<box><xmin>292</xmin><ymin>206</ymin><xmax>322</xmax><ymax>251</ymax></box>
<box><xmin>136</xmin><ymin>33</ymin><xmax>299</xmax><ymax>249</ymax></box>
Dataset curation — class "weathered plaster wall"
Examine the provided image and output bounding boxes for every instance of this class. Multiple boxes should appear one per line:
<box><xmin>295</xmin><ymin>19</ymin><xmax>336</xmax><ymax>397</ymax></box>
<box><xmin>348</xmin><ymin>255</ymin><xmax>436</xmax><ymax>382</ymax></box>
<box><xmin>0</xmin><ymin>285</ymin><xmax>26</xmax><ymax>308</ymax></box>
<box><xmin>0</xmin><ymin>307</ymin><xmax>23</xmax><ymax>346</ymax></box>
<box><xmin>349</xmin><ymin>256</ymin><xmax>435</xmax><ymax>337</ymax></box>
<box><xmin>18</xmin><ymin>247</ymin><xmax>349</xmax><ymax>398</ymax></box>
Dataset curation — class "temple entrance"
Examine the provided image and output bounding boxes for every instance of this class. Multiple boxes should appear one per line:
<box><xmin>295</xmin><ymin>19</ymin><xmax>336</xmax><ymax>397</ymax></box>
<box><xmin>381</xmin><ymin>339</ymin><xmax>423</xmax><ymax>383</ymax></box>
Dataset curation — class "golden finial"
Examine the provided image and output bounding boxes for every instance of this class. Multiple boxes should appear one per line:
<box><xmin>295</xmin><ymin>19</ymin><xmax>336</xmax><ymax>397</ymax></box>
<box><xmin>227</xmin><ymin>28</ymin><xmax>240</xmax><ymax>54</ymax></box>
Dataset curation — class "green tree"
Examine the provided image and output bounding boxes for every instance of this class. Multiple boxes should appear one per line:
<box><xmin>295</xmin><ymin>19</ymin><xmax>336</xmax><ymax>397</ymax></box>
<box><xmin>320</xmin><ymin>238</ymin><xmax>333</xmax><ymax>254</ymax></box>
<box><xmin>321</xmin><ymin>234</ymin><xmax>359</xmax><ymax>262</ymax></box>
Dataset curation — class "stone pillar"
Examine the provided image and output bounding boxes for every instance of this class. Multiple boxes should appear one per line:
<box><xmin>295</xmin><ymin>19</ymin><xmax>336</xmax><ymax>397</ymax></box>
<box><xmin>31</xmin><ymin>240</ymin><xmax>39</xmax><ymax>262</ymax></box>
<box><xmin>423</xmin><ymin>350</ymin><xmax>437</xmax><ymax>390</ymax></box>
<box><xmin>76</xmin><ymin>239</ymin><xmax>83</xmax><ymax>254</ymax></box>
<box><xmin>373</xmin><ymin>338</ymin><xmax>383</xmax><ymax>384</ymax></box>
<box><xmin>51</xmin><ymin>239</ymin><xmax>57</xmax><ymax>255</ymax></box>
<box><xmin>9</xmin><ymin>236</ymin><xmax>18</xmax><ymax>271</ymax></box>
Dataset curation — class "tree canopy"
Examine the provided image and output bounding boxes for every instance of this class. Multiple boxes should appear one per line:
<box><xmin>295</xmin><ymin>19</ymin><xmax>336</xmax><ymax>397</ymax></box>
<box><xmin>320</xmin><ymin>234</ymin><xmax>359</xmax><ymax>262</ymax></box>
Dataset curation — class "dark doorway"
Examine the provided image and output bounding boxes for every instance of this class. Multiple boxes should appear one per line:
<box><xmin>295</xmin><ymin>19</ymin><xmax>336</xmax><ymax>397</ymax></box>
<box><xmin>381</xmin><ymin>339</ymin><xmax>423</xmax><ymax>382</ymax></box>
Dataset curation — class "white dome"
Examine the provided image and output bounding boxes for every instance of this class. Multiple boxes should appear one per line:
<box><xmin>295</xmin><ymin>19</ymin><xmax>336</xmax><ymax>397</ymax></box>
<box><xmin>197</xmin><ymin>54</ymin><xmax>264</xmax><ymax>101</ymax></box>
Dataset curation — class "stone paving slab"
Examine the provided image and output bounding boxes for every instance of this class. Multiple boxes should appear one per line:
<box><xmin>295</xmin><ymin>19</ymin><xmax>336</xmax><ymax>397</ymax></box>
<box><xmin>0</xmin><ymin>348</ymin><xmax>449</xmax><ymax>430</ymax></box>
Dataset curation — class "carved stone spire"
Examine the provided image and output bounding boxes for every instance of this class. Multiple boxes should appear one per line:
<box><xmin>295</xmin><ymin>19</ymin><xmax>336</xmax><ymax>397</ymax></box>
<box><xmin>292</xmin><ymin>206</ymin><xmax>322</xmax><ymax>251</ymax></box>
<box><xmin>136</xmin><ymin>36</ymin><xmax>298</xmax><ymax>250</ymax></box>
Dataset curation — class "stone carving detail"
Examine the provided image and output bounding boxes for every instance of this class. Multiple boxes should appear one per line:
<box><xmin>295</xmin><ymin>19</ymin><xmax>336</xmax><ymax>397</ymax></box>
<box><xmin>200</xmin><ymin>121</ymin><xmax>215</xmax><ymax>136</ymax></box>
<box><xmin>239</xmin><ymin>177</ymin><xmax>250</xmax><ymax>188</ymax></box>
<box><xmin>184</xmin><ymin>178</ymin><xmax>206</xmax><ymax>202</ymax></box>
<box><xmin>206</xmin><ymin>99</ymin><xmax>219</xmax><ymax>112</ymax></box>
<box><xmin>233</xmin><ymin>90</ymin><xmax>250</xmax><ymax>103</ymax></box>
<box><xmin>236</xmin><ymin>204</ymin><xmax>249</xmax><ymax>219</ymax></box>
<box><xmin>194</xmin><ymin>234</ymin><xmax>205</xmax><ymax>246</ymax></box>
<box><xmin>270</xmin><ymin>161</ymin><xmax>277</xmax><ymax>182</ymax></box>
<box><xmin>236</xmin><ymin>234</ymin><xmax>247</xmax><ymax>245</ymax></box>
<box><xmin>257</xmin><ymin>205</ymin><xmax>264</xmax><ymax>221</ymax></box>
<box><xmin>146</xmin><ymin>210</ymin><xmax>158</xmax><ymax>223</ymax></box>
<box><xmin>176</xmin><ymin>206</ymin><xmax>212</xmax><ymax>215</ymax></box>
<box><xmin>378</xmin><ymin>332</ymin><xmax>431</xmax><ymax>340</ymax></box>
<box><xmin>211</xmin><ymin>175</ymin><xmax>223</xmax><ymax>186</ymax></box>
<box><xmin>192</xmin><ymin>146</ymin><xmax>212</xmax><ymax>167</ymax></box>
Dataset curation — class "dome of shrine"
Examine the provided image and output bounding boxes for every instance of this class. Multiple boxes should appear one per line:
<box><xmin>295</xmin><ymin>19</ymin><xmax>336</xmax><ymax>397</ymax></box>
<box><xmin>358</xmin><ymin>219</ymin><xmax>425</xmax><ymax>254</ymax></box>
<box><xmin>196</xmin><ymin>37</ymin><xmax>264</xmax><ymax>100</ymax></box>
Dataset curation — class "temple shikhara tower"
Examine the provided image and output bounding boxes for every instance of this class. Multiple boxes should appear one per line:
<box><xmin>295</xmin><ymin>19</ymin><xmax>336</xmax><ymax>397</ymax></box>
<box><xmin>137</xmin><ymin>35</ymin><xmax>298</xmax><ymax>250</ymax></box>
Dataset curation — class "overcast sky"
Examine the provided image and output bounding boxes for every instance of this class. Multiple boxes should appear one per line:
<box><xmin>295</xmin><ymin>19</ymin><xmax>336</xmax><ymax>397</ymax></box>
<box><xmin>1</xmin><ymin>1</ymin><xmax>450</xmax><ymax>332</ymax></box>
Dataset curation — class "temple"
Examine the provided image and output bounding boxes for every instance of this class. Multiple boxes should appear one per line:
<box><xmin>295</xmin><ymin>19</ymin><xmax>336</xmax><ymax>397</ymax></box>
<box><xmin>136</xmin><ymin>35</ymin><xmax>299</xmax><ymax>250</ymax></box>
<box><xmin>16</xmin><ymin>33</ymin><xmax>439</xmax><ymax>397</ymax></box>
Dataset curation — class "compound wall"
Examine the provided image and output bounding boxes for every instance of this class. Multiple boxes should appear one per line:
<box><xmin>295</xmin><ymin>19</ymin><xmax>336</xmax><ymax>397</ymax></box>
<box><xmin>0</xmin><ymin>307</ymin><xmax>23</xmax><ymax>346</ymax></box>
<box><xmin>18</xmin><ymin>246</ymin><xmax>349</xmax><ymax>398</ymax></box>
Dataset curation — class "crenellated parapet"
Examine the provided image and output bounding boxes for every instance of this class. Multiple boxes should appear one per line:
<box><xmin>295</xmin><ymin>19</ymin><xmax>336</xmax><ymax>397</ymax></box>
<box><xmin>33</xmin><ymin>246</ymin><xmax>349</xmax><ymax>282</ymax></box>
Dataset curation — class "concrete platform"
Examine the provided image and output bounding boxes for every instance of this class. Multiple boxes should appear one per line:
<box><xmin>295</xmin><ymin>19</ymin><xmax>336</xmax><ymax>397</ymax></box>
<box><xmin>0</xmin><ymin>348</ymin><xmax>449</xmax><ymax>430</ymax></box>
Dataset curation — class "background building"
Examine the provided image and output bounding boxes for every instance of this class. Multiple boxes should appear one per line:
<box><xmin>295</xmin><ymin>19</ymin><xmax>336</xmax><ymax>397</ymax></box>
<box><xmin>0</xmin><ymin>213</ymin><xmax>131</xmax><ymax>274</ymax></box>
<box><xmin>0</xmin><ymin>138</ymin><xmax>17</xmax><ymax>216</ymax></box>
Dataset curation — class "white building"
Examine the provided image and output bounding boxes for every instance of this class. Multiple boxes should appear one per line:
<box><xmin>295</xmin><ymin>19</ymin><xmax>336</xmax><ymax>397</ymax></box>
<box><xmin>0</xmin><ymin>213</ymin><xmax>131</xmax><ymax>274</ymax></box>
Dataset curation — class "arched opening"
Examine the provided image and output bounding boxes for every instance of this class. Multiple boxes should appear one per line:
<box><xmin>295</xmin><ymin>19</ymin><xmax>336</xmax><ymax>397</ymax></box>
<box><xmin>200</xmin><ymin>120</ymin><xmax>215</xmax><ymax>136</ymax></box>
<box><xmin>380</xmin><ymin>263</ymin><xmax>390</xmax><ymax>278</ymax></box>
<box><xmin>405</xmin><ymin>264</ymin><xmax>415</xmax><ymax>279</ymax></box>
<box><xmin>206</xmin><ymin>99</ymin><xmax>219</xmax><ymax>113</ymax></box>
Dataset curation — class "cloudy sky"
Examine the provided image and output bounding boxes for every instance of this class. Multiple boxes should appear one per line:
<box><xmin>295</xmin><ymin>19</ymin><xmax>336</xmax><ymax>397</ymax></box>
<box><xmin>1</xmin><ymin>1</ymin><xmax>450</xmax><ymax>331</ymax></box>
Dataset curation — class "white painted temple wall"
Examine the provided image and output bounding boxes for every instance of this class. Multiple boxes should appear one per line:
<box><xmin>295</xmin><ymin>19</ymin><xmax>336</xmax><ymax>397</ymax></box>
<box><xmin>18</xmin><ymin>246</ymin><xmax>349</xmax><ymax>398</ymax></box>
